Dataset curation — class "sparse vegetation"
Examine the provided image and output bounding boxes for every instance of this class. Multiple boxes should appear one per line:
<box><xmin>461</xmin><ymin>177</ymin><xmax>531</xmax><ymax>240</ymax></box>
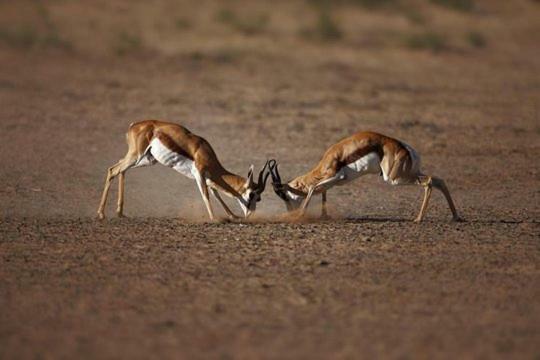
<box><xmin>114</xmin><ymin>32</ymin><xmax>142</xmax><ymax>56</ymax></box>
<box><xmin>0</xmin><ymin>26</ymin><xmax>38</xmax><ymax>48</ymax></box>
<box><xmin>402</xmin><ymin>8</ymin><xmax>426</xmax><ymax>25</ymax></box>
<box><xmin>216</xmin><ymin>9</ymin><xmax>236</xmax><ymax>24</ymax></box>
<box><xmin>41</xmin><ymin>32</ymin><xmax>72</xmax><ymax>50</ymax></box>
<box><xmin>300</xmin><ymin>9</ymin><xmax>343</xmax><ymax>42</ymax></box>
<box><xmin>430</xmin><ymin>0</ymin><xmax>474</xmax><ymax>12</ymax></box>
<box><xmin>467</xmin><ymin>31</ymin><xmax>486</xmax><ymax>48</ymax></box>
<box><xmin>215</xmin><ymin>9</ymin><xmax>269</xmax><ymax>35</ymax></box>
<box><xmin>175</xmin><ymin>18</ymin><xmax>192</xmax><ymax>30</ymax></box>
<box><xmin>0</xmin><ymin>1</ymin><xmax>72</xmax><ymax>50</ymax></box>
<box><xmin>0</xmin><ymin>25</ymin><xmax>71</xmax><ymax>50</ymax></box>
<box><xmin>188</xmin><ymin>49</ymin><xmax>240</xmax><ymax>64</ymax></box>
<box><xmin>208</xmin><ymin>49</ymin><xmax>239</xmax><ymax>63</ymax></box>
<box><xmin>309</xmin><ymin>0</ymin><xmax>397</xmax><ymax>10</ymax></box>
<box><xmin>348</xmin><ymin>0</ymin><xmax>398</xmax><ymax>9</ymax></box>
<box><xmin>406</xmin><ymin>31</ymin><xmax>447</xmax><ymax>52</ymax></box>
<box><xmin>36</xmin><ymin>2</ymin><xmax>72</xmax><ymax>50</ymax></box>
<box><xmin>315</xmin><ymin>11</ymin><xmax>343</xmax><ymax>40</ymax></box>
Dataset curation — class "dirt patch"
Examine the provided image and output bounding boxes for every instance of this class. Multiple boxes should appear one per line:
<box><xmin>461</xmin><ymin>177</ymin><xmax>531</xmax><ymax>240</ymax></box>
<box><xmin>0</xmin><ymin>0</ymin><xmax>539</xmax><ymax>358</ymax></box>
<box><xmin>1</xmin><ymin>218</ymin><xmax>539</xmax><ymax>358</ymax></box>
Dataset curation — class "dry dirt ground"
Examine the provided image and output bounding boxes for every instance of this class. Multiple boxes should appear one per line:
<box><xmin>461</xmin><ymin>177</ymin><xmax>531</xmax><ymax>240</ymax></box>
<box><xmin>1</xmin><ymin>0</ymin><xmax>539</xmax><ymax>359</ymax></box>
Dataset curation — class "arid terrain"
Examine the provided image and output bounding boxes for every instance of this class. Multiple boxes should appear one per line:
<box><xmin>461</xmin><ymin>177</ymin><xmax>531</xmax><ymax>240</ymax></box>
<box><xmin>1</xmin><ymin>0</ymin><xmax>539</xmax><ymax>358</ymax></box>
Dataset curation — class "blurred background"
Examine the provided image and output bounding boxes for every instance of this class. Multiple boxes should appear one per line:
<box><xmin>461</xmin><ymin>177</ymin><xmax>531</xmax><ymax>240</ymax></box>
<box><xmin>0</xmin><ymin>0</ymin><xmax>538</xmax><ymax>219</ymax></box>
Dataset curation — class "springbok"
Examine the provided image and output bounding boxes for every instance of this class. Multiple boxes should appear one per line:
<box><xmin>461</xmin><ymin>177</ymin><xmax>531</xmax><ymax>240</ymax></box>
<box><xmin>268</xmin><ymin>131</ymin><xmax>460</xmax><ymax>222</ymax></box>
<box><xmin>97</xmin><ymin>120</ymin><xmax>270</xmax><ymax>220</ymax></box>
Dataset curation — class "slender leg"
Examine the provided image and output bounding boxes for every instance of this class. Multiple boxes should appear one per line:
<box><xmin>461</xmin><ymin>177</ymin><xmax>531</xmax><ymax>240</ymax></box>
<box><xmin>414</xmin><ymin>179</ymin><xmax>433</xmax><ymax>223</ymax></box>
<box><xmin>97</xmin><ymin>160</ymin><xmax>123</xmax><ymax>219</ymax></box>
<box><xmin>321</xmin><ymin>190</ymin><xmax>328</xmax><ymax>218</ymax></box>
<box><xmin>97</xmin><ymin>154</ymin><xmax>140</xmax><ymax>219</ymax></box>
<box><xmin>194</xmin><ymin>170</ymin><xmax>215</xmax><ymax>221</ymax></box>
<box><xmin>431</xmin><ymin>177</ymin><xmax>461</xmax><ymax>221</ymax></box>
<box><xmin>298</xmin><ymin>174</ymin><xmax>344</xmax><ymax>217</ymax></box>
<box><xmin>116</xmin><ymin>172</ymin><xmax>125</xmax><ymax>217</ymax></box>
<box><xmin>211</xmin><ymin>188</ymin><xmax>240</xmax><ymax>219</ymax></box>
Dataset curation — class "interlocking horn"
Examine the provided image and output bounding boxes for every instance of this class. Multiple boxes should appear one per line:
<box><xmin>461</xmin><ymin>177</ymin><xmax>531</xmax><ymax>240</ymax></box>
<box><xmin>268</xmin><ymin>159</ymin><xmax>282</xmax><ymax>185</ymax></box>
<box><xmin>256</xmin><ymin>160</ymin><xmax>271</xmax><ymax>192</ymax></box>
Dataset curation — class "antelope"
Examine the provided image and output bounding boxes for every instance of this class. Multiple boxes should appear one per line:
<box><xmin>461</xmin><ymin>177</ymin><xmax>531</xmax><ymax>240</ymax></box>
<box><xmin>268</xmin><ymin>131</ymin><xmax>460</xmax><ymax>222</ymax></box>
<box><xmin>97</xmin><ymin>120</ymin><xmax>270</xmax><ymax>221</ymax></box>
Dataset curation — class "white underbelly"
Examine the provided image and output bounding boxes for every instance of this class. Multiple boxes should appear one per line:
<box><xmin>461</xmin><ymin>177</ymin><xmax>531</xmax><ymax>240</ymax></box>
<box><xmin>337</xmin><ymin>152</ymin><xmax>381</xmax><ymax>185</ymax></box>
<box><xmin>149</xmin><ymin>138</ymin><xmax>195</xmax><ymax>179</ymax></box>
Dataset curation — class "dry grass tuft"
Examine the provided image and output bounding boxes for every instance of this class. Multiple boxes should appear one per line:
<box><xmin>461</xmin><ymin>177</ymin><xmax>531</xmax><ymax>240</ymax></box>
<box><xmin>430</xmin><ymin>0</ymin><xmax>475</xmax><ymax>12</ymax></box>
<box><xmin>215</xmin><ymin>9</ymin><xmax>269</xmax><ymax>35</ymax></box>
<box><xmin>406</xmin><ymin>31</ymin><xmax>447</xmax><ymax>52</ymax></box>
<box><xmin>466</xmin><ymin>31</ymin><xmax>486</xmax><ymax>48</ymax></box>
<box><xmin>113</xmin><ymin>32</ymin><xmax>142</xmax><ymax>56</ymax></box>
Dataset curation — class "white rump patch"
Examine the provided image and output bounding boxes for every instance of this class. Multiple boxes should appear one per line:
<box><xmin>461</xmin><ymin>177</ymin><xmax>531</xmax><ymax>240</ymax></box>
<box><xmin>149</xmin><ymin>138</ymin><xmax>196</xmax><ymax>179</ymax></box>
<box><xmin>382</xmin><ymin>142</ymin><xmax>422</xmax><ymax>185</ymax></box>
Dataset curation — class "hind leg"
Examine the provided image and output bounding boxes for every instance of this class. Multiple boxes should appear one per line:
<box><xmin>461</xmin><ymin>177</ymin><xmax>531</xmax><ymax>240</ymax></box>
<box><xmin>414</xmin><ymin>176</ymin><xmax>433</xmax><ymax>223</ymax></box>
<box><xmin>117</xmin><ymin>172</ymin><xmax>125</xmax><ymax>217</ymax></box>
<box><xmin>431</xmin><ymin>176</ymin><xmax>461</xmax><ymax>221</ymax></box>
<box><xmin>414</xmin><ymin>175</ymin><xmax>460</xmax><ymax>222</ymax></box>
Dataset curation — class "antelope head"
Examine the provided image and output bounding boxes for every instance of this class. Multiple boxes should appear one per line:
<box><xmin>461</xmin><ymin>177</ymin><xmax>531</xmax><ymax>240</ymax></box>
<box><xmin>239</xmin><ymin>160</ymin><xmax>271</xmax><ymax>217</ymax></box>
<box><xmin>268</xmin><ymin>160</ymin><xmax>304</xmax><ymax>212</ymax></box>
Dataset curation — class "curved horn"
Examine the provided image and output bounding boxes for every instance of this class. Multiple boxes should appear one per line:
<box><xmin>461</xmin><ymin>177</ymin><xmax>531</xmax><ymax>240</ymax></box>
<box><xmin>271</xmin><ymin>162</ymin><xmax>283</xmax><ymax>184</ymax></box>
<box><xmin>256</xmin><ymin>160</ymin><xmax>271</xmax><ymax>191</ymax></box>
<box><xmin>247</xmin><ymin>164</ymin><xmax>254</xmax><ymax>185</ymax></box>
<box><xmin>257</xmin><ymin>160</ymin><xmax>268</xmax><ymax>186</ymax></box>
<box><xmin>268</xmin><ymin>159</ymin><xmax>278</xmax><ymax>183</ymax></box>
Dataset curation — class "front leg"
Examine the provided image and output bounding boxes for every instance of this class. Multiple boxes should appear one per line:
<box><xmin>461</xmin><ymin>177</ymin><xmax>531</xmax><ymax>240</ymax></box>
<box><xmin>297</xmin><ymin>173</ymin><xmax>345</xmax><ymax>218</ymax></box>
<box><xmin>193</xmin><ymin>170</ymin><xmax>215</xmax><ymax>221</ymax></box>
<box><xmin>321</xmin><ymin>190</ymin><xmax>329</xmax><ymax>219</ymax></box>
<box><xmin>211</xmin><ymin>188</ymin><xmax>241</xmax><ymax>220</ymax></box>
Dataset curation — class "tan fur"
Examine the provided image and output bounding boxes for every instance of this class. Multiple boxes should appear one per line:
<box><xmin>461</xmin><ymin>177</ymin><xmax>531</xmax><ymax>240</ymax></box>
<box><xmin>289</xmin><ymin>132</ymin><xmax>413</xmax><ymax>193</ymax></box>
<box><xmin>97</xmin><ymin>120</ymin><xmax>258</xmax><ymax>220</ymax></box>
<box><xmin>279</xmin><ymin>131</ymin><xmax>460</xmax><ymax>222</ymax></box>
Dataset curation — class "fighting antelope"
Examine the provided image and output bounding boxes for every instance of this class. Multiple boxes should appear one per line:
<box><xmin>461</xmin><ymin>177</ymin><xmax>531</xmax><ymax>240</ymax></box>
<box><xmin>269</xmin><ymin>131</ymin><xmax>460</xmax><ymax>222</ymax></box>
<box><xmin>97</xmin><ymin>120</ymin><xmax>270</xmax><ymax>220</ymax></box>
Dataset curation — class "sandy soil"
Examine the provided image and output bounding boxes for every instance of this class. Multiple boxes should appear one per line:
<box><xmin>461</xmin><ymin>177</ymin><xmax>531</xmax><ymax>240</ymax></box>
<box><xmin>1</xmin><ymin>218</ymin><xmax>539</xmax><ymax>359</ymax></box>
<box><xmin>1</xmin><ymin>0</ymin><xmax>539</xmax><ymax>358</ymax></box>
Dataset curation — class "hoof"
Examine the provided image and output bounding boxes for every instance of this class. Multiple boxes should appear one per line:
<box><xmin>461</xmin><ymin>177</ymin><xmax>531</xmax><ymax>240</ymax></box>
<box><xmin>413</xmin><ymin>217</ymin><xmax>422</xmax><ymax>223</ymax></box>
<box><xmin>452</xmin><ymin>216</ymin><xmax>464</xmax><ymax>223</ymax></box>
<box><xmin>97</xmin><ymin>213</ymin><xmax>105</xmax><ymax>220</ymax></box>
